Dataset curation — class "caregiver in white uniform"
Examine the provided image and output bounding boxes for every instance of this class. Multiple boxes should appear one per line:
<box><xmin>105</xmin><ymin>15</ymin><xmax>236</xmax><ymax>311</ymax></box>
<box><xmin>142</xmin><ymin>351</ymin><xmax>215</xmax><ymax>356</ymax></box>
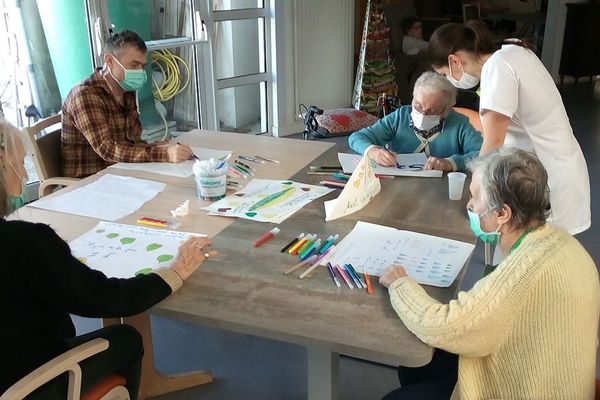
<box><xmin>427</xmin><ymin>21</ymin><xmax>590</xmax><ymax>234</ymax></box>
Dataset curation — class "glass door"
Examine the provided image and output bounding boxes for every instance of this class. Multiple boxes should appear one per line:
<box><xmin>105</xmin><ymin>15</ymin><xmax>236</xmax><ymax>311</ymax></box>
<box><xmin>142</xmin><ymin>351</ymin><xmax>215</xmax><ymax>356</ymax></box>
<box><xmin>197</xmin><ymin>0</ymin><xmax>271</xmax><ymax>134</ymax></box>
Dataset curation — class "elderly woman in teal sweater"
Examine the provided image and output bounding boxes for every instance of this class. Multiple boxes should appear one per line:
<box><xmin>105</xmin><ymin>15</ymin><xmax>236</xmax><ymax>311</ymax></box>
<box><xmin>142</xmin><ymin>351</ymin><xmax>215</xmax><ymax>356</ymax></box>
<box><xmin>349</xmin><ymin>71</ymin><xmax>482</xmax><ymax>172</ymax></box>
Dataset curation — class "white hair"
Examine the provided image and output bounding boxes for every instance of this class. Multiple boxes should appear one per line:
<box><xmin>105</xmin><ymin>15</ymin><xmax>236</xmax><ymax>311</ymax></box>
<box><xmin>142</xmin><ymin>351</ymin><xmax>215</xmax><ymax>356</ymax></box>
<box><xmin>413</xmin><ymin>71</ymin><xmax>457</xmax><ymax>108</ymax></box>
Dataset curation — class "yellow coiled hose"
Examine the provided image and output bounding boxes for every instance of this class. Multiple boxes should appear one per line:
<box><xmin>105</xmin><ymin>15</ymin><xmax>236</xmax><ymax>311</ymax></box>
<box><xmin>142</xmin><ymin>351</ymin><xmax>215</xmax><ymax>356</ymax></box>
<box><xmin>151</xmin><ymin>49</ymin><xmax>190</xmax><ymax>101</ymax></box>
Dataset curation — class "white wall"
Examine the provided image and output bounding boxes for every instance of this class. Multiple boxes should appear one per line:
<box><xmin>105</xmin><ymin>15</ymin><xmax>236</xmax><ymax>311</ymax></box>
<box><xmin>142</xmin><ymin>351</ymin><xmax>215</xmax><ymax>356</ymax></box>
<box><xmin>271</xmin><ymin>0</ymin><xmax>355</xmax><ymax>136</ymax></box>
<box><xmin>541</xmin><ymin>0</ymin><xmax>587</xmax><ymax>82</ymax></box>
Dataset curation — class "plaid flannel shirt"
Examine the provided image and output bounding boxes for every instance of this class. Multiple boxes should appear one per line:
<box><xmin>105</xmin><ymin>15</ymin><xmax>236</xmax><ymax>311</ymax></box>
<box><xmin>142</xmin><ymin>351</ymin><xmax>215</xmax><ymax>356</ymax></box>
<box><xmin>61</xmin><ymin>69</ymin><xmax>168</xmax><ymax>178</ymax></box>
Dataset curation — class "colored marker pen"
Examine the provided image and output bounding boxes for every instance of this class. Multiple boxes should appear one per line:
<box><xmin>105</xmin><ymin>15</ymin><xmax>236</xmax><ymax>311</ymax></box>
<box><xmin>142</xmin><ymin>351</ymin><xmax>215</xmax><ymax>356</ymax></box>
<box><xmin>137</xmin><ymin>217</ymin><xmax>168</xmax><ymax>228</ymax></box>
<box><xmin>344</xmin><ymin>264</ymin><xmax>362</xmax><ymax>288</ymax></box>
<box><xmin>252</xmin><ymin>227</ymin><xmax>280</xmax><ymax>247</ymax></box>
<box><xmin>281</xmin><ymin>233</ymin><xmax>305</xmax><ymax>253</ymax></box>
<box><xmin>318</xmin><ymin>234</ymin><xmax>339</xmax><ymax>254</ymax></box>
<box><xmin>336</xmin><ymin>264</ymin><xmax>354</xmax><ymax>289</ymax></box>
<box><xmin>365</xmin><ymin>273</ymin><xmax>373</xmax><ymax>294</ymax></box>
<box><xmin>299</xmin><ymin>239</ymin><xmax>322</xmax><ymax>261</ymax></box>
<box><xmin>235</xmin><ymin>159</ymin><xmax>255</xmax><ymax>171</ymax></box>
<box><xmin>347</xmin><ymin>264</ymin><xmax>366</xmax><ymax>289</ymax></box>
<box><xmin>327</xmin><ymin>262</ymin><xmax>341</xmax><ymax>287</ymax></box>
<box><xmin>289</xmin><ymin>234</ymin><xmax>312</xmax><ymax>255</ymax></box>
<box><xmin>312</xmin><ymin>245</ymin><xmax>334</xmax><ymax>266</ymax></box>
<box><xmin>297</xmin><ymin>235</ymin><xmax>317</xmax><ymax>255</ymax></box>
<box><xmin>384</xmin><ymin>143</ymin><xmax>401</xmax><ymax>168</ymax></box>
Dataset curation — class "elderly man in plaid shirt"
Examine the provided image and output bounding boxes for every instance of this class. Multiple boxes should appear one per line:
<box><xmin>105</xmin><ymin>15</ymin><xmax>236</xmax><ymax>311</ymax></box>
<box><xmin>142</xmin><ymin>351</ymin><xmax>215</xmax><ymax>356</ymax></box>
<box><xmin>61</xmin><ymin>30</ymin><xmax>193</xmax><ymax>178</ymax></box>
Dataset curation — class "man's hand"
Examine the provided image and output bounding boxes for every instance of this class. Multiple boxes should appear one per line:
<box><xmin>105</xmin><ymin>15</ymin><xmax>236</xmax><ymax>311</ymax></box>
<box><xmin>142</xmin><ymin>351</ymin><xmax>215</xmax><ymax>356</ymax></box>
<box><xmin>424</xmin><ymin>156</ymin><xmax>453</xmax><ymax>172</ymax></box>
<box><xmin>166</xmin><ymin>143</ymin><xmax>194</xmax><ymax>163</ymax></box>
<box><xmin>367</xmin><ymin>147</ymin><xmax>397</xmax><ymax>167</ymax></box>
<box><xmin>379</xmin><ymin>265</ymin><xmax>408</xmax><ymax>288</ymax></box>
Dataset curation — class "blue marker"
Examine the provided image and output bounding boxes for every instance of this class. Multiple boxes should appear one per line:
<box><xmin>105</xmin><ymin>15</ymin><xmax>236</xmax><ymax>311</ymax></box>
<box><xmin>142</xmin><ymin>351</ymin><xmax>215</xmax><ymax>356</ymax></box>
<box><xmin>299</xmin><ymin>239</ymin><xmax>322</xmax><ymax>261</ymax></box>
<box><xmin>347</xmin><ymin>264</ymin><xmax>366</xmax><ymax>289</ymax></box>
<box><xmin>344</xmin><ymin>264</ymin><xmax>362</xmax><ymax>288</ymax></box>
<box><xmin>318</xmin><ymin>234</ymin><xmax>339</xmax><ymax>254</ymax></box>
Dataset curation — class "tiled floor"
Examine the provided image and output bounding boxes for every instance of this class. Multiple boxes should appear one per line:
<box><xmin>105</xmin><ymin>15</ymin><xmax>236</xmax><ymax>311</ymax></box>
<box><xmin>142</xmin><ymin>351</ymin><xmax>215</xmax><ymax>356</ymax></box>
<box><xmin>72</xmin><ymin>80</ymin><xmax>600</xmax><ymax>399</ymax></box>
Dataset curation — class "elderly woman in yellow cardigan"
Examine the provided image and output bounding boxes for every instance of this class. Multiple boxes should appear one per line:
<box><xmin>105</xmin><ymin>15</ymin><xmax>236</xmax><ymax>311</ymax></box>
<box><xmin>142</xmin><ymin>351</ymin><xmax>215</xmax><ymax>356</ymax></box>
<box><xmin>380</xmin><ymin>148</ymin><xmax>599</xmax><ymax>400</ymax></box>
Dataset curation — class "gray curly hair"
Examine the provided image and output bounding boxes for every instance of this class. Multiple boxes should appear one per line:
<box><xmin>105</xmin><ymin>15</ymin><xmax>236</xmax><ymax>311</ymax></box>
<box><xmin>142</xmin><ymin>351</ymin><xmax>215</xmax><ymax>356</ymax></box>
<box><xmin>468</xmin><ymin>148</ymin><xmax>550</xmax><ymax>229</ymax></box>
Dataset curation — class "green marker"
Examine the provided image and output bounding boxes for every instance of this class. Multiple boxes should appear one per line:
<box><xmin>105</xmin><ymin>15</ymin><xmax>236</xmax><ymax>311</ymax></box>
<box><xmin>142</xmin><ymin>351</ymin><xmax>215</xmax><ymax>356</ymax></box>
<box><xmin>248</xmin><ymin>187</ymin><xmax>293</xmax><ymax>211</ymax></box>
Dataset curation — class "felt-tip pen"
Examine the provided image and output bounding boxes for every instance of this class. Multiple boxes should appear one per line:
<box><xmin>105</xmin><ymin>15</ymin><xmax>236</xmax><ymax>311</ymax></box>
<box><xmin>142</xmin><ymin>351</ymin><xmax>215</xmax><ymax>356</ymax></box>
<box><xmin>252</xmin><ymin>227</ymin><xmax>280</xmax><ymax>247</ymax></box>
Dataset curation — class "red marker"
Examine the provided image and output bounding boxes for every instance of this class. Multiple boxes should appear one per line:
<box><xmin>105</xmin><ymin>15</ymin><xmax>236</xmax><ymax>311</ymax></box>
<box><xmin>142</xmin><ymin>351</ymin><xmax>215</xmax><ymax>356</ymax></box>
<box><xmin>252</xmin><ymin>227</ymin><xmax>281</xmax><ymax>247</ymax></box>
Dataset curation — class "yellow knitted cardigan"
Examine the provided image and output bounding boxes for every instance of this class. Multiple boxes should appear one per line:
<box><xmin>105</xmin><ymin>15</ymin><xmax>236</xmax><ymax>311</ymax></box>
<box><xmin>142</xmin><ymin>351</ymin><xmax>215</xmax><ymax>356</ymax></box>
<box><xmin>388</xmin><ymin>224</ymin><xmax>599</xmax><ymax>399</ymax></box>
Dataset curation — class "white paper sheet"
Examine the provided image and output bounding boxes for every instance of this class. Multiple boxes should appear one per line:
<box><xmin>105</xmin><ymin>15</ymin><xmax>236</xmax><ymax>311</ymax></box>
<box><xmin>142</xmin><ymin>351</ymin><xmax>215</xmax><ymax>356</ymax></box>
<box><xmin>203</xmin><ymin>179</ymin><xmax>333</xmax><ymax>223</ymax></box>
<box><xmin>338</xmin><ymin>152</ymin><xmax>443</xmax><ymax>177</ymax></box>
<box><xmin>29</xmin><ymin>174</ymin><xmax>165</xmax><ymax>221</ymax></box>
<box><xmin>327</xmin><ymin>221</ymin><xmax>475</xmax><ymax>287</ymax></box>
<box><xmin>108</xmin><ymin>147</ymin><xmax>232</xmax><ymax>177</ymax></box>
<box><xmin>69</xmin><ymin>221</ymin><xmax>206</xmax><ymax>278</ymax></box>
<box><xmin>324</xmin><ymin>154</ymin><xmax>381</xmax><ymax>221</ymax></box>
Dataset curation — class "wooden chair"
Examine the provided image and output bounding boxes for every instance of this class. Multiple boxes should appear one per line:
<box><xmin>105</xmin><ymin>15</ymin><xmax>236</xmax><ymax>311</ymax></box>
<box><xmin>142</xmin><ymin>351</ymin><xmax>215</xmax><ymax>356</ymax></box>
<box><xmin>453</xmin><ymin>106</ymin><xmax>483</xmax><ymax>133</ymax></box>
<box><xmin>0</xmin><ymin>339</ymin><xmax>130</xmax><ymax>400</ymax></box>
<box><xmin>21</xmin><ymin>114</ymin><xmax>79</xmax><ymax>198</ymax></box>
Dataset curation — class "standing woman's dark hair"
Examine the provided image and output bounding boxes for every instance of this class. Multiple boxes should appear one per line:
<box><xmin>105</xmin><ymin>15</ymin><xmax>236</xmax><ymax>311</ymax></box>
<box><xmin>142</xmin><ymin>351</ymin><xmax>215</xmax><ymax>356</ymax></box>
<box><xmin>428</xmin><ymin>21</ymin><xmax>535</xmax><ymax>68</ymax></box>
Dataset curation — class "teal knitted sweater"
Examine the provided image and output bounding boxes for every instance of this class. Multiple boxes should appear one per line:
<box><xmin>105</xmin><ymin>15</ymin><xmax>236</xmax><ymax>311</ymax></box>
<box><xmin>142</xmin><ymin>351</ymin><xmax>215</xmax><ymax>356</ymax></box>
<box><xmin>348</xmin><ymin>106</ymin><xmax>483</xmax><ymax>171</ymax></box>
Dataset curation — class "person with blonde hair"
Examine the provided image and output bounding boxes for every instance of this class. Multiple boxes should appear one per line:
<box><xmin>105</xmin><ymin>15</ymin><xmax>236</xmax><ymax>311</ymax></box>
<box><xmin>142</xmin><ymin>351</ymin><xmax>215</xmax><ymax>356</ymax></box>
<box><xmin>380</xmin><ymin>148</ymin><xmax>599</xmax><ymax>399</ymax></box>
<box><xmin>0</xmin><ymin>119</ymin><xmax>217</xmax><ymax>399</ymax></box>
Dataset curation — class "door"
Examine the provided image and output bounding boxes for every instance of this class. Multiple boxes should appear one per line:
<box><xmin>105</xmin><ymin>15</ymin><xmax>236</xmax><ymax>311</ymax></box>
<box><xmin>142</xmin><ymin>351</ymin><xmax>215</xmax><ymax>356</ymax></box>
<box><xmin>197</xmin><ymin>0</ymin><xmax>271</xmax><ymax>134</ymax></box>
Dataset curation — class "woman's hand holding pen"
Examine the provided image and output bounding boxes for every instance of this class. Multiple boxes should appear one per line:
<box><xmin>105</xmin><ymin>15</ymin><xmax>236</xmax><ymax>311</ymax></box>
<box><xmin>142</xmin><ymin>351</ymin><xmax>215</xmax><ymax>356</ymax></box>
<box><xmin>424</xmin><ymin>156</ymin><xmax>453</xmax><ymax>172</ymax></box>
<box><xmin>379</xmin><ymin>264</ymin><xmax>408</xmax><ymax>288</ymax></box>
<box><xmin>367</xmin><ymin>146</ymin><xmax>397</xmax><ymax>167</ymax></box>
<box><xmin>170</xmin><ymin>237</ymin><xmax>218</xmax><ymax>280</ymax></box>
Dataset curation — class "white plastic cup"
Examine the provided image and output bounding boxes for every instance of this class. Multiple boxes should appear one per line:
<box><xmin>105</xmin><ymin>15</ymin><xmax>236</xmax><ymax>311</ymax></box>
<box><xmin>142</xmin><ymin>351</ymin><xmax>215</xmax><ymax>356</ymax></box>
<box><xmin>195</xmin><ymin>167</ymin><xmax>227</xmax><ymax>201</ymax></box>
<box><xmin>448</xmin><ymin>172</ymin><xmax>467</xmax><ymax>201</ymax></box>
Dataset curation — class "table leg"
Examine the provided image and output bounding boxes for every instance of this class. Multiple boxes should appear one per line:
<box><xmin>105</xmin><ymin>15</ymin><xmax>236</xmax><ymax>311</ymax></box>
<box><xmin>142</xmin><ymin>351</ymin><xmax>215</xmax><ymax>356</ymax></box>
<box><xmin>307</xmin><ymin>345</ymin><xmax>339</xmax><ymax>400</ymax></box>
<box><xmin>102</xmin><ymin>312</ymin><xmax>213</xmax><ymax>399</ymax></box>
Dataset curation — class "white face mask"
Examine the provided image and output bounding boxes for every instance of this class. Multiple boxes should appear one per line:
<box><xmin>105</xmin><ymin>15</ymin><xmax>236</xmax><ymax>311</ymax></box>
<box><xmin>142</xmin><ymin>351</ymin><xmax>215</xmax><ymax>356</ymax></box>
<box><xmin>411</xmin><ymin>108</ymin><xmax>441</xmax><ymax>131</ymax></box>
<box><xmin>447</xmin><ymin>59</ymin><xmax>480</xmax><ymax>89</ymax></box>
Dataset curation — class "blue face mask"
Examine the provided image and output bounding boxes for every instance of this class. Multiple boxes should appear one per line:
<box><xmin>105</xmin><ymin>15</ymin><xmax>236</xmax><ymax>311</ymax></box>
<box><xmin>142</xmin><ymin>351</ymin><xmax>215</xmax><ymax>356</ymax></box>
<box><xmin>110</xmin><ymin>55</ymin><xmax>147</xmax><ymax>92</ymax></box>
<box><xmin>467</xmin><ymin>208</ymin><xmax>501</xmax><ymax>244</ymax></box>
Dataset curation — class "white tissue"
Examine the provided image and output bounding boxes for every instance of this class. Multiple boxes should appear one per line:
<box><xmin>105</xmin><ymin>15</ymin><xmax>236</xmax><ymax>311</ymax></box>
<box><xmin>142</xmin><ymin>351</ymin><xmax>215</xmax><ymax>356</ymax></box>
<box><xmin>193</xmin><ymin>157</ymin><xmax>229</xmax><ymax>177</ymax></box>
<box><xmin>170</xmin><ymin>200</ymin><xmax>190</xmax><ymax>217</ymax></box>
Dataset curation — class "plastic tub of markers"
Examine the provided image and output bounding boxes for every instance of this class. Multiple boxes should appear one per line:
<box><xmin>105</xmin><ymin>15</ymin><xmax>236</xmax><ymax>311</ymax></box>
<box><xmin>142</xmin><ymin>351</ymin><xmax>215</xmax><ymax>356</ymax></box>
<box><xmin>195</xmin><ymin>166</ymin><xmax>227</xmax><ymax>201</ymax></box>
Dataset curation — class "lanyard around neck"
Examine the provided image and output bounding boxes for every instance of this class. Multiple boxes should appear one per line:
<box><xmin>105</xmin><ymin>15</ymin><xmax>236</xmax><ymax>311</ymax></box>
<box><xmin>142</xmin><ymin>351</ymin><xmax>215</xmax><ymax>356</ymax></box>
<box><xmin>510</xmin><ymin>226</ymin><xmax>539</xmax><ymax>254</ymax></box>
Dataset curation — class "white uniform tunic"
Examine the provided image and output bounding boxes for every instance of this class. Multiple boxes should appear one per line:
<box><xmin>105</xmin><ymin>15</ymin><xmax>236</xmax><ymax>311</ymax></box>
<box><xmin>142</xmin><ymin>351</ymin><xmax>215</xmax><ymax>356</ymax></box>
<box><xmin>480</xmin><ymin>44</ymin><xmax>591</xmax><ymax>234</ymax></box>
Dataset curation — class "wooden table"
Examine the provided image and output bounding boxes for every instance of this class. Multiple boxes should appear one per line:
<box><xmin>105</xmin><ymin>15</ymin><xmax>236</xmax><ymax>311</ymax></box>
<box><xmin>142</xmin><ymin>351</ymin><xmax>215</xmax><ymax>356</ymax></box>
<box><xmin>17</xmin><ymin>131</ymin><xmax>473</xmax><ymax>399</ymax></box>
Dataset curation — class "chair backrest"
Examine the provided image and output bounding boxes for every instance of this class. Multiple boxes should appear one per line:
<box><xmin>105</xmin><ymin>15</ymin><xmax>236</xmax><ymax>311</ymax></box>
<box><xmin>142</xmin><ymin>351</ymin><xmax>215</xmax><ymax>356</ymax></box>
<box><xmin>0</xmin><ymin>338</ymin><xmax>129</xmax><ymax>400</ymax></box>
<box><xmin>21</xmin><ymin>114</ymin><xmax>62</xmax><ymax>182</ymax></box>
<box><xmin>453</xmin><ymin>106</ymin><xmax>483</xmax><ymax>133</ymax></box>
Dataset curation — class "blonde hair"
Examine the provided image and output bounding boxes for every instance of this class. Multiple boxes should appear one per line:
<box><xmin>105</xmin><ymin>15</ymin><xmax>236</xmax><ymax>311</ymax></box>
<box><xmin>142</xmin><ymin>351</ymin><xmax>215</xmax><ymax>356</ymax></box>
<box><xmin>0</xmin><ymin>119</ymin><xmax>24</xmax><ymax>218</ymax></box>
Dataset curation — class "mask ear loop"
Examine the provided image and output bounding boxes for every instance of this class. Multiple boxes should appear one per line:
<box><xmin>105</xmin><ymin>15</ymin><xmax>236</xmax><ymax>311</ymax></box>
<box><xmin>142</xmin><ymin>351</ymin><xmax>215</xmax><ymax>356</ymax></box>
<box><xmin>448</xmin><ymin>55</ymin><xmax>464</xmax><ymax>81</ymax></box>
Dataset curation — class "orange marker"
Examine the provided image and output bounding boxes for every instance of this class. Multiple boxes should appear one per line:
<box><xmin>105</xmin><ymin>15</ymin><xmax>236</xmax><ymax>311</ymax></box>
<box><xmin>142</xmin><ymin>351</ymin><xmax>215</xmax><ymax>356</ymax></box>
<box><xmin>288</xmin><ymin>234</ymin><xmax>311</xmax><ymax>255</ymax></box>
<box><xmin>365</xmin><ymin>273</ymin><xmax>373</xmax><ymax>294</ymax></box>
